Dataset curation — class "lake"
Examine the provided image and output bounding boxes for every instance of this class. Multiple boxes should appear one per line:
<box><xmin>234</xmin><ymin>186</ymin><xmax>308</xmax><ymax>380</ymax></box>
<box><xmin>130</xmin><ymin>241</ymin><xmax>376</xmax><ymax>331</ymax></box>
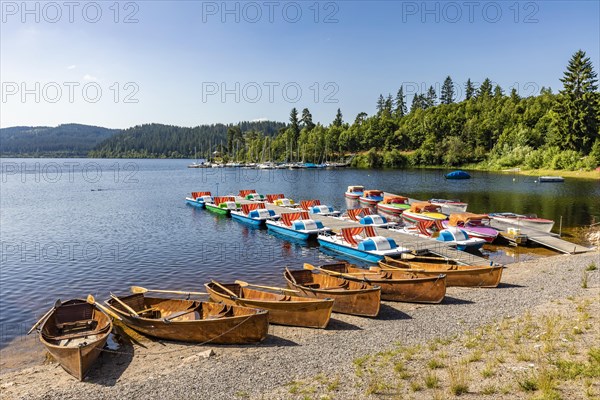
<box><xmin>1</xmin><ymin>158</ymin><xmax>598</xmax><ymax>346</ymax></box>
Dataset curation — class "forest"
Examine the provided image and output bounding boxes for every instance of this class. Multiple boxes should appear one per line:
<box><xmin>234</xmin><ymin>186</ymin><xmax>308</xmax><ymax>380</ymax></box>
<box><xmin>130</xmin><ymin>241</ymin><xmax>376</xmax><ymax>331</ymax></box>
<box><xmin>4</xmin><ymin>51</ymin><xmax>599</xmax><ymax>171</ymax></box>
<box><xmin>90</xmin><ymin>50</ymin><xmax>600</xmax><ymax>171</ymax></box>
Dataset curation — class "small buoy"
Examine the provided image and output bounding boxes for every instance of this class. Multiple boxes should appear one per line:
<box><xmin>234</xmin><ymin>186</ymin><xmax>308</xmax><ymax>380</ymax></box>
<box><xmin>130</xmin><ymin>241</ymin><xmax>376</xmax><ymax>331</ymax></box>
<box><xmin>513</xmin><ymin>178</ymin><xmax>516</xmax><ymax>182</ymax></box>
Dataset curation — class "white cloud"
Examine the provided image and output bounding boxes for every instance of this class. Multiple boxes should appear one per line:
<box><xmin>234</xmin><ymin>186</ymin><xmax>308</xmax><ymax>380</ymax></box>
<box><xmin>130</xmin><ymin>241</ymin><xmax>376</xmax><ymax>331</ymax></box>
<box><xmin>251</xmin><ymin>117</ymin><xmax>268</xmax><ymax>122</ymax></box>
<box><xmin>67</xmin><ymin>65</ymin><xmax>77</xmax><ymax>70</ymax></box>
<box><xmin>83</xmin><ymin>74</ymin><xmax>98</xmax><ymax>81</ymax></box>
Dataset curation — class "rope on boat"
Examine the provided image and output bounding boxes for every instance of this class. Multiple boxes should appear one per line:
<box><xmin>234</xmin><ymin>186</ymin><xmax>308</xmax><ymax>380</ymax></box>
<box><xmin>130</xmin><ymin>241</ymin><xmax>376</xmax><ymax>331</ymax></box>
<box><xmin>93</xmin><ymin>315</ymin><xmax>258</xmax><ymax>356</ymax></box>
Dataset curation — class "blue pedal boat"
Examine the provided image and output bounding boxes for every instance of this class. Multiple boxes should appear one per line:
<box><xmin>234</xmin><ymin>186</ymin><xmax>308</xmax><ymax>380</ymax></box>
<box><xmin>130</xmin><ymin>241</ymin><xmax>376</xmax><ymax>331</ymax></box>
<box><xmin>266</xmin><ymin>211</ymin><xmax>331</xmax><ymax>241</ymax></box>
<box><xmin>231</xmin><ymin>203</ymin><xmax>279</xmax><ymax>226</ymax></box>
<box><xmin>185</xmin><ymin>191</ymin><xmax>212</xmax><ymax>208</ymax></box>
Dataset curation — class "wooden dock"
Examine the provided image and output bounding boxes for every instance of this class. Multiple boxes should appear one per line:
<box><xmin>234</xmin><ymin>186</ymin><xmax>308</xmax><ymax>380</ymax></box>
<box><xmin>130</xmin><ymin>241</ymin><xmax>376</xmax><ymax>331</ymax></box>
<box><xmin>489</xmin><ymin>220</ymin><xmax>594</xmax><ymax>254</ymax></box>
<box><xmin>236</xmin><ymin>197</ymin><xmax>493</xmax><ymax>266</ymax></box>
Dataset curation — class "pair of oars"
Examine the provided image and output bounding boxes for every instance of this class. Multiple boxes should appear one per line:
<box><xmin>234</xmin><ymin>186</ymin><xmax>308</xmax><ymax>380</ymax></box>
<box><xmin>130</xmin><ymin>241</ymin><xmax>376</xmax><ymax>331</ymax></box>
<box><xmin>303</xmin><ymin>263</ymin><xmax>380</xmax><ymax>279</ymax></box>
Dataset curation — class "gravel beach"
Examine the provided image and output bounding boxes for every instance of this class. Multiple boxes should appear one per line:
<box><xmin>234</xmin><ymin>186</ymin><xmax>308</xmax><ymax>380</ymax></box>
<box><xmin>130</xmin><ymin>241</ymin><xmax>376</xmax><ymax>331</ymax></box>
<box><xmin>1</xmin><ymin>252</ymin><xmax>598</xmax><ymax>400</ymax></box>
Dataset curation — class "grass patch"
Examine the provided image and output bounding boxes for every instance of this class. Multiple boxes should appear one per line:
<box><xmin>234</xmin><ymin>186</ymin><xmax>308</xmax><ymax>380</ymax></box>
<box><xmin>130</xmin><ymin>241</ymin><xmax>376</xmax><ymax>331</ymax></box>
<box><xmin>448</xmin><ymin>363</ymin><xmax>470</xmax><ymax>395</ymax></box>
<box><xmin>481</xmin><ymin>384</ymin><xmax>497</xmax><ymax>395</ymax></box>
<box><xmin>586</xmin><ymin>262</ymin><xmax>597</xmax><ymax>271</ymax></box>
<box><xmin>481</xmin><ymin>362</ymin><xmax>496</xmax><ymax>378</ymax></box>
<box><xmin>427</xmin><ymin>358</ymin><xmax>445</xmax><ymax>370</ymax></box>
<box><xmin>409</xmin><ymin>380</ymin><xmax>423</xmax><ymax>392</ymax></box>
<box><xmin>467</xmin><ymin>350</ymin><xmax>483</xmax><ymax>363</ymax></box>
<box><xmin>424</xmin><ymin>372</ymin><xmax>439</xmax><ymax>389</ymax></box>
<box><xmin>582</xmin><ymin>271</ymin><xmax>589</xmax><ymax>288</ymax></box>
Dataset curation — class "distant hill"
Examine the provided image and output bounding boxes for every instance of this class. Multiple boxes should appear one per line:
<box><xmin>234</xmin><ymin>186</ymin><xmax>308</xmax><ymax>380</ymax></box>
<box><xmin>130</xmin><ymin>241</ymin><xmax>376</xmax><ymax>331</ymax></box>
<box><xmin>0</xmin><ymin>124</ymin><xmax>120</xmax><ymax>157</ymax></box>
<box><xmin>89</xmin><ymin>121</ymin><xmax>287</xmax><ymax>158</ymax></box>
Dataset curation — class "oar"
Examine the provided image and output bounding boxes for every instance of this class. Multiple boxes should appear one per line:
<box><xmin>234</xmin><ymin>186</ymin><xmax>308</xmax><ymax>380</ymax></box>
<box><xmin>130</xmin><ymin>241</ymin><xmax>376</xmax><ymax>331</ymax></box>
<box><xmin>27</xmin><ymin>299</ymin><xmax>61</xmax><ymax>335</ymax></box>
<box><xmin>211</xmin><ymin>280</ymin><xmax>239</xmax><ymax>299</ymax></box>
<box><xmin>234</xmin><ymin>280</ymin><xmax>299</xmax><ymax>294</ymax></box>
<box><xmin>86</xmin><ymin>295</ymin><xmax>122</xmax><ymax>321</ymax></box>
<box><xmin>303</xmin><ymin>263</ymin><xmax>375</xmax><ymax>279</ymax></box>
<box><xmin>110</xmin><ymin>292</ymin><xmax>139</xmax><ymax>317</ymax></box>
<box><xmin>285</xmin><ymin>267</ymin><xmax>298</xmax><ymax>285</ymax></box>
<box><xmin>130</xmin><ymin>286</ymin><xmax>207</xmax><ymax>296</ymax></box>
<box><xmin>400</xmin><ymin>253</ymin><xmax>450</xmax><ymax>261</ymax></box>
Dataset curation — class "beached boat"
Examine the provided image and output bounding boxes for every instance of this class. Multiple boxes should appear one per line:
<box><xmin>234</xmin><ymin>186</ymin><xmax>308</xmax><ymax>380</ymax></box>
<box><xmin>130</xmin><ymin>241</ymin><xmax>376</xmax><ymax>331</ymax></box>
<box><xmin>266</xmin><ymin>211</ymin><xmax>331</xmax><ymax>240</ymax></box>
<box><xmin>231</xmin><ymin>203</ymin><xmax>279</xmax><ymax>226</ymax></box>
<box><xmin>205</xmin><ymin>196</ymin><xmax>240</xmax><ymax>216</ymax></box>
<box><xmin>401</xmin><ymin>202</ymin><xmax>447</xmax><ymax>225</ymax></box>
<box><xmin>284</xmin><ymin>269</ymin><xmax>381</xmax><ymax>317</ymax></box>
<box><xmin>489</xmin><ymin>212</ymin><xmax>555</xmax><ymax>233</ymax></box>
<box><xmin>344</xmin><ymin>185</ymin><xmax>364</xmax><ymax>200</ymax></box>
<box><xmin>300</xmin><ymin>199</ymin><xmax>341</xmax><ymax>217</ymax></box>
<box><xmin>445</xmin><ymin>170</ymin><xmax>471</xmax><ymax>180</ymax></box>
<box><xmin>185</xmin><ymin>191</ymin><xmax>212</xmax><ymax>208</ymax></box>
<box><xmin>308</xmin><ymin>263</ymin><xmax>446</xmax><ymax>303</ymax></box>
<box><xmin>429</xmin><ymin>199</ymin><xmax>468</xmax><ymax>214</ymax></box>
<box><xmin>39</xmin><ymin>299</ymin><xmax>112</xmax><ymax>381</ymax></box>
<box><xmin>358</xmin><ymin>189</ymin><xmax>384</xmax><ymax>206</ymax></box>
<box><xmin>376</xmin><ymin>195</ymin><xmax>410</xmax><ymax>217</ymax></box>
<box><xmin>205</xmin><ymin>281</ymin><xmax>334</xmax><ymax>328</ymax></box>
<box><xmin>379</xmin><ymin>256</ymin><xmax>503</xmax><ymax>287</ymax></box>
<box><xmin>443</xmin><ymin>213</ymin><xmax>499</xmax><ymax>243</ymax></box>
<box><xmin>317</xmin><ymin>226</ymin><xmax>408</xmax><ymax>263</ymax></box>
<box><xmin>106</xmin><ymin>293</ymin><xmax>268</xmax><ymax>344</ymax></box>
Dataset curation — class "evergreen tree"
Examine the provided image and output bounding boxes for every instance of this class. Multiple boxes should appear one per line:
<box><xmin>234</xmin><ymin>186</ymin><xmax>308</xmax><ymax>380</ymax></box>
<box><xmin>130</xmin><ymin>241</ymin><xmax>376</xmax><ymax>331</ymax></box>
<box><xmin>425</xmin><ymin>86</ymin><xmax>437</xmax><ymax>108</ymax></box>
<box><xmin>440</xmin><ymin>76</ymin><xmax>455</xmax><ymax>104</ymax></box>
<box><xmin>394</xmin><ymin>86</ymin><xmax>407</xmax><ymax>117</ymax></box>
<box><xmin>301</xmin><ymin>108</ymin><xmax>315</xmax><ymax>130</ymax></box>
<box><xmin>289</xmin><ymin>107</ymin><xmax>300</xmax><ymax>142</ymax></box>
<box><xmin>411</xmin><ymin>94</ymin><xmax>423</xmax><ymax>112</ymax></box>
<box><xmin>226</xmin><ymin>126</ymin><xmax>241</xmax><ymax>154</ymax></box>
<box><xmin>354</xmin><ymin>112</ymin><xmax>368</xmax><ymax>125</ymax></box>
<box><xmin>384</xmin><ymin>94</ymin><xmax>393</xmax><ymax>114</ymax></box>
<box><xmin>465</xmin><ymin>79</ymin><xmax>476</xmax><ymax>100</ymax></box>
<box><xmin>493</xmin><ymin>84</ymin><xmax>504</xmax><ymax>98</ymax></box>
<box><xmin>555</xmin><ymin>50</ymin><xmax>599</xmax><ymax>152</ymax></box>
<box><xmin>477</xmin><ymin>78</ymin><xmax>493</xmax><ymax>99</ymax></box>
<box><xmin>510</xmin><ymin>88</ymin><xmax>520</xmax><ymax>103</ymax></box>
<box><xmin>376</xmin><ymin>94</ymin><xmax>385</xmax><ymax>114</ymax></box>
<box><xmin>333</xmin><ymin>108</ymin><xmax>343</xmax><ymax>127</ymax></box>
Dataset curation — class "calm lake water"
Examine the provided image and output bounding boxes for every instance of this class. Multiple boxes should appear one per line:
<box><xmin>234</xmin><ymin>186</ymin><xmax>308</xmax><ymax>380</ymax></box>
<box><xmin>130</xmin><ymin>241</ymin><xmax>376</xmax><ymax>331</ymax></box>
<box><xmin>1</xmin><ymin>158</ymin><xmax>598</xmax><ymax>346</ymax></box>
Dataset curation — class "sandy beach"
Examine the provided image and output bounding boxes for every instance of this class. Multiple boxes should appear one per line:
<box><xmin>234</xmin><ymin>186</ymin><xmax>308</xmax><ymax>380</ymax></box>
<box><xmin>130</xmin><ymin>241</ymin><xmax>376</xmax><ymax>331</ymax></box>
<box><xmin>1</xmin><ymin>251</ymin><xmax>598</xmax><ymax>400</ymax></box>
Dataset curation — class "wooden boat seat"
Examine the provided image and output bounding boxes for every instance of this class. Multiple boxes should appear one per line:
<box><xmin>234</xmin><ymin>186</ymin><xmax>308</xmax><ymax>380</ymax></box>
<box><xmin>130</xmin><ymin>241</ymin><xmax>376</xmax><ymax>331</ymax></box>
<box><xmin>47</xmin><ymin>323</ymin><xmax>110</xmax><ymax>341</ymax></box>
<box><xmin>303</xmin><ymin>283</ymin><xmax>321</xmax><ymax>289</ymax></box>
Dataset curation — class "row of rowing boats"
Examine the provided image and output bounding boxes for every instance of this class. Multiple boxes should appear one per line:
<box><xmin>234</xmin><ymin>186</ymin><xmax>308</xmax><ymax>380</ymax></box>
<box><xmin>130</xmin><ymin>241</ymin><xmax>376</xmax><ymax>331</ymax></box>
<box><xmin>33</xmin><ymin>256</ymin><xmax>502</xmax><ymax>381</ymax></box>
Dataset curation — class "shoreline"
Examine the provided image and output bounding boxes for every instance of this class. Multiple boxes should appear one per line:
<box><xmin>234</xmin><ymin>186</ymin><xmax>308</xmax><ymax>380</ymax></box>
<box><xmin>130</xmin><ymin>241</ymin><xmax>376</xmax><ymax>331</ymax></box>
<box><xmin>1</xmin><ymin>251</ymin><xmax>598</xmax><ymax>399</ymax></box>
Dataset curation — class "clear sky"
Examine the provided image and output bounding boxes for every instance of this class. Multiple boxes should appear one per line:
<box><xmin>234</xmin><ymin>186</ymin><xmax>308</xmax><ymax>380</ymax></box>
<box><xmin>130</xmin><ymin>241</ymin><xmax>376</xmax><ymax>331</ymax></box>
<box><xmin>1</xmin><ymin>0</ymin><xmax>598</xmax><ymax>129</ymax></box>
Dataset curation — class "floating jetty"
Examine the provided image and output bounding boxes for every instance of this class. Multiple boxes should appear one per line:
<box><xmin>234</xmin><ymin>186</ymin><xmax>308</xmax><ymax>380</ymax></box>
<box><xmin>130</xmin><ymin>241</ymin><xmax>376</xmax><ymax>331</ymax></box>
<box><xmin>235</xmin><ymin>196</ymin><xmax>492</xmax><ymax>266</ymax></box>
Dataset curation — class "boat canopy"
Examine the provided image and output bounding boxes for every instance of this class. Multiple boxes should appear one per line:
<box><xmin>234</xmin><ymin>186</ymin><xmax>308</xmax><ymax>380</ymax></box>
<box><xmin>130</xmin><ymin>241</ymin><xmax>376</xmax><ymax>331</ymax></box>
<box><xmin>239</xmin><ymin>189</ymin><xmax>256</xmax><ymax>197</ymax></box>
<box><xmin>192</xmin><ymin>191</ymin><xmax>211</xmax><ymax>199</ymax></box>
<box><xmin>214</xmin><ymin>196</ymin><xmax>235</xmax><ymax>205</ymax></box>
<box><xmin>381</xmin><ymin>195</ymin><xmax>408</xmax><ymax>204</ymax></box>
<box><xmin>409</xmin><ymin>202</ymin><xmax>440</xmax><ymax>213</ymax></box>
<box><xmin>241</xmin><ymin>203</ymin><xmax>266</xmax><ymax>215</ymax></box>
<box><xmin>300</xmin><ymin>199</ymin><xmax>321</xmax><ymax>210</ymax></box>
<box><xmin>340</xmin><ymin>226</ymin><xmax>377</xmax><ymax>245</ymax></box>
<box><xmin>449</xmin><ymin>212</ymin><xmax>489</xmax><ymax>226</ymax></box>
<box><xmin>346</xmin><ymin>208</ymin><xmax>371</xmax><ymax>221</ymax></box>
<box><xmin>363</xmin><ymin>190</ymin><xmax>383</xmax><ymax>197</ymax></box>
<box><xmin>266</xmin><ymin>194</ymin><xmax>285</xmax><ymax>203</ymax></box>
<box><xmin>280</xmin><ymin>211</ymin><xmax>310</xmax><ymax>227</ymax></box>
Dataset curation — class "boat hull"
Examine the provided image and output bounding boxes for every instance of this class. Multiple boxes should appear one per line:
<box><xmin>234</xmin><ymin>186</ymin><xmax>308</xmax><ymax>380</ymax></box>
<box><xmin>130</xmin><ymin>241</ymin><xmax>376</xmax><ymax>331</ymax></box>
<box><xmin>376</xmin><ymin>203</ymin><xmax>409</xmax><ymax>216</ymax></box>
<box><xmin>231</xmin><ymin>212</ymin><xmax>265</xmax><ymax>226</ymax></box>
<box><xmin>205</xmin><ymin>283</ymin><xmax>334</xmax><ymax>328</ymax></box>
<box><xmin>344</xmin><ymin>192</ymin><xmax>361</xmax><ymax>200</ymax></box>
<box><xmin>40</xmin><ymin>299</ymin><xmax>112</xmax><ymax>381</ymax></box>
<box><xmin>205</xmin><ymin>203</ymin><xmax>230</xmax><ymax>216</ymax></box>
<box><xmin>380</xmin><ymin>258</ymin><xmax>503</xmax><ymax>288</ymax></box>
<box><xmin>318</xmin><ymin>237</ymin><xmax>386</xmax><ymax>263</ymax></box>
<box><xmin>320</xmin><ymin>263</ymin><xmax>446</xmax><ymax>304</ymax></box>
<box><xmin>107</xmin><ymin>296</ymin><xmax>268</xmax><ymax>344</ymax></box>
<box><xmin>402</xmin><ymin>211</ymin><xmax>447</xmax><ymax>225</ymax></box>
<box><xmin>185</xmin><ymin>197</ymin><xmax>205</xmax><ymax>208</ymax></box>
<box><xmin>284</xmin><ymin>270</ymin><xmax>381</xmax><ymax>317</ymax></box>
<box><xmin>490</xmin><ymin>216</ymin><xmax>554</xmax><ymax>233</ymax></box>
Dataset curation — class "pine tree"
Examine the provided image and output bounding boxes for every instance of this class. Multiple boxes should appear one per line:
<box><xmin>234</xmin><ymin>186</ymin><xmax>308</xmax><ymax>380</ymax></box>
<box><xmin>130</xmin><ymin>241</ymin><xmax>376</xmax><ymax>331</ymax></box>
<box><xmin>376</xmin><ymin>94</ymin><xmax>385</xmax><ymax>114</ymax></box>
<box><xmin>354</xmin><ymin>112</ymin><xmax>368</xmax><ymax>125</ymax></box>
<box><xmin>289</xmin><ymin>108</ymin><xmax>300</xmax><ymax>142</ymax></box>
<box><xmin>555</xmin><ymin>50</ymin><xmax>599</xmax><ymax>152</ymax></box>
<box><xmin>411</xmin><ymin>94</ymin><xmax>423</xmax><ymax>112</ymax></box>
<box><xmin>477</xmin><ymin>78</ymin><xmax>493</xmax><ymax>99</ymax></box>
<box><xmin>301</xmin><ymin>108</ymin><xmax>315</xmax><ymax>130</ymax></box>
<box><xmin>425</xmin><ymin>86</ymin><xmax>437</xmax><ymax>108</ymax></box>
<box><xmin>383</xmin><ymin>94</ymin><xmax>393</xmax><ymax>115</ymax></box>
<box><xmin>510</xmin><ymin>88</ymin><xmax>520</xmax><ymax>103</ymax></box>
<box><xmin>333</xmin><ymin>108</ymin><xmax>343</xmax><ymax>127</ymax></box>
<box><xmin>440</xmin><ymin>76</ymin><xmax>455</xmax><ymax>104</ymax></box>
<box><xmin>395</xmin><ymin>86</ymin><xmax>407</xmax><ymax>117</ymax></box>
<box><xmin>493</xmin><ymin>84</ymin><xmax>504</xmax><ymax>98</ymax></box>
<box><xmin>465</xmin><ymin>79</ymin><xmax>475</xmax><ymax>100</ymax></box>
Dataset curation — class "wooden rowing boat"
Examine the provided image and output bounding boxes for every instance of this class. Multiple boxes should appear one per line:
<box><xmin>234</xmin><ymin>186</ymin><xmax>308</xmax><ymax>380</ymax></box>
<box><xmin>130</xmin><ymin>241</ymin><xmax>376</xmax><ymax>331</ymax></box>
<box><xmin>106</xmin><ymin>293</ymin><xmax>268</xmax><ymax>344</ymax></box>
<box><xmin>378</xmin><ymin>256</ymin><xmax>503</xmax><ymax>288</ymax></box>
<box><xmin>312</xmin><ymin>262</ymin><xmax>446</xmax><ymax>303</ymax></box>
<box><xmin>205</xmin><ymin>282</ymin><xmax>334</xmax><ymax>328</ymax></box>
<box><xmin>283</xmin><ymin>269</ymin><xmax>381</xmax><ymax>317</ymax></box>
<box><xmin>39</xmin><ymin>299</ymin><xmax>112</xmax><ymax>381</ymax></box>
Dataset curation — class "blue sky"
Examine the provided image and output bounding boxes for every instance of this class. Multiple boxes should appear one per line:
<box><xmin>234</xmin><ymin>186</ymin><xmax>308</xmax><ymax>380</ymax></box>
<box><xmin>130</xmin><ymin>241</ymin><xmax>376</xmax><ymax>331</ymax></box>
<box><xmin>1</xmin><ymin>1</ymin><xmax>598</xmax><ymax>128</ymax></box>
